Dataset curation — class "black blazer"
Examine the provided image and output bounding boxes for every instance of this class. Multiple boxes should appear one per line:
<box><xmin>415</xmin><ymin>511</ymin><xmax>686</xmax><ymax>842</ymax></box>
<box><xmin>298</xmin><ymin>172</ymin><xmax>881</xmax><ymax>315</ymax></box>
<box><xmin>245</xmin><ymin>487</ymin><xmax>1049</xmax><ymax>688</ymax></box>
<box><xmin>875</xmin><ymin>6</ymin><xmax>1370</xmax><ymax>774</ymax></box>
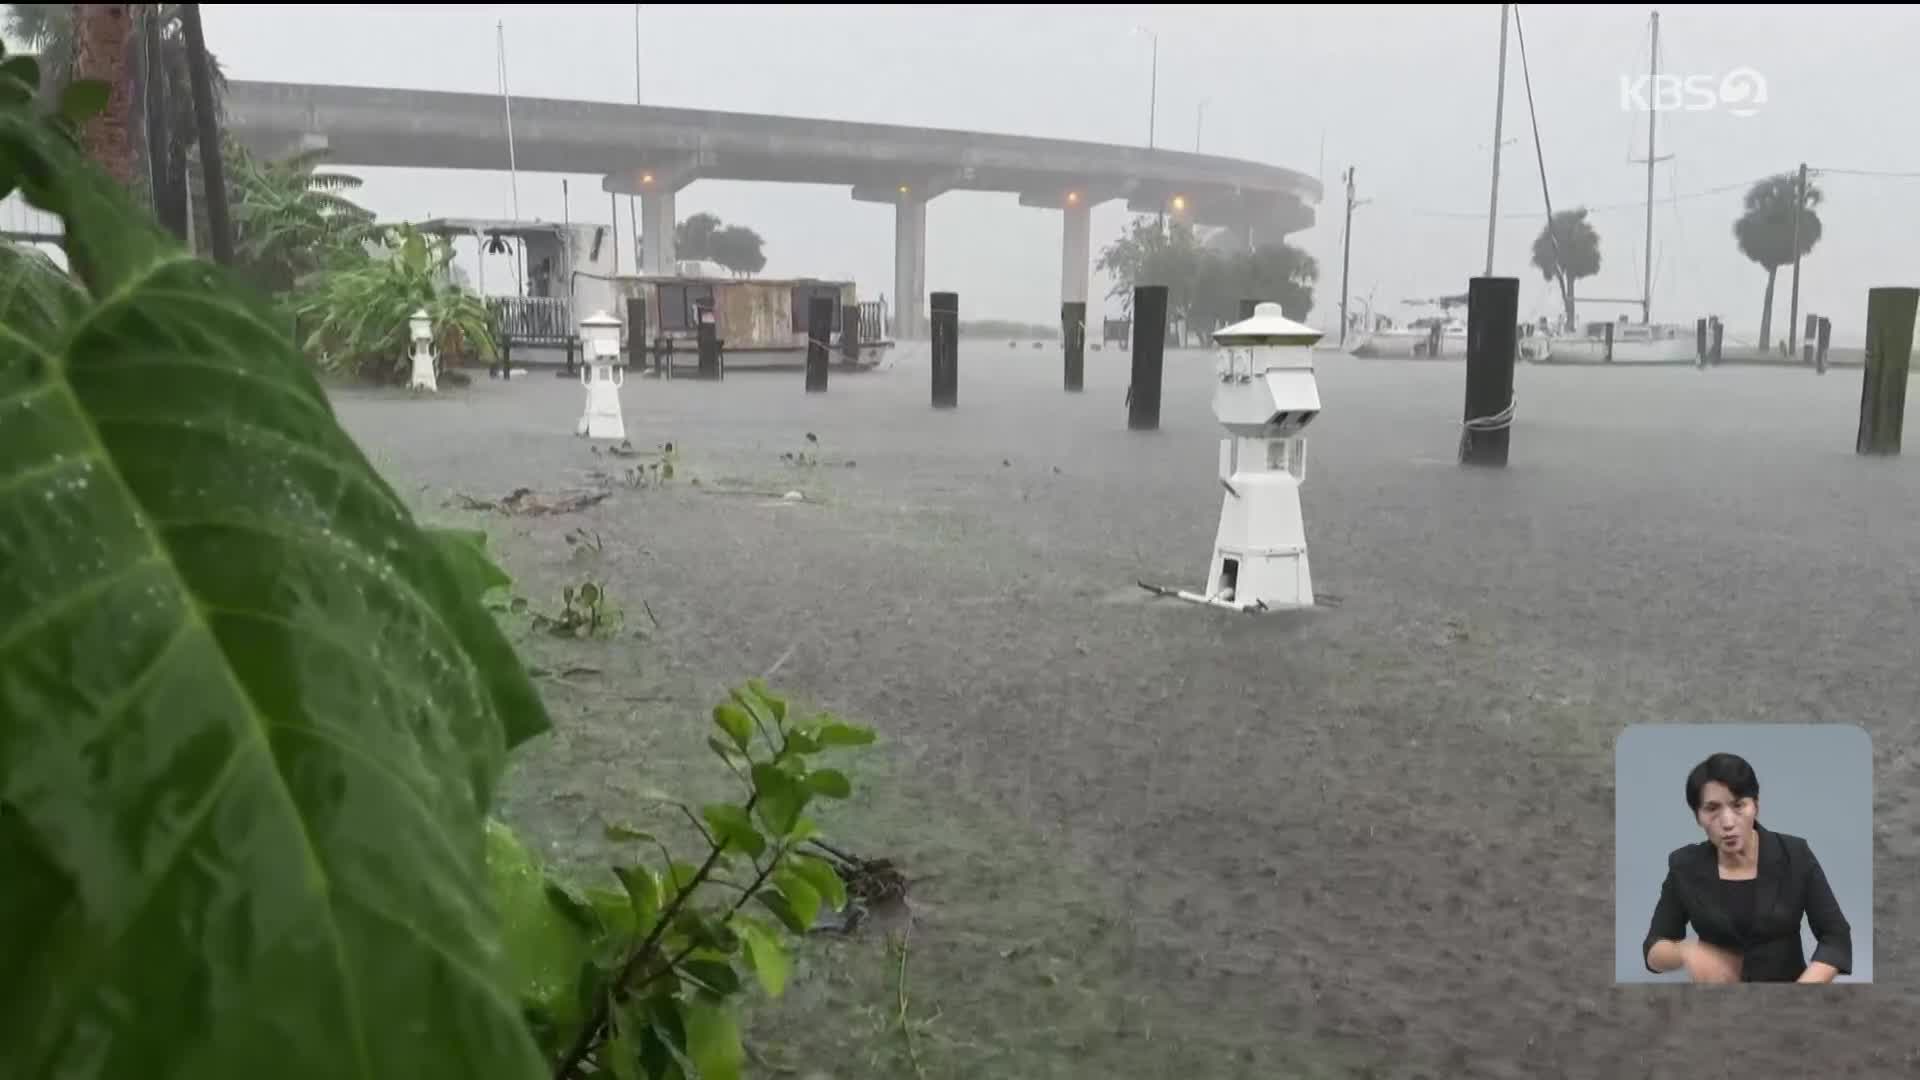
<box><xmin>1641</xmin><ymin>823</ymin><xmax>1853</xmax><ymax>982</ymax></box>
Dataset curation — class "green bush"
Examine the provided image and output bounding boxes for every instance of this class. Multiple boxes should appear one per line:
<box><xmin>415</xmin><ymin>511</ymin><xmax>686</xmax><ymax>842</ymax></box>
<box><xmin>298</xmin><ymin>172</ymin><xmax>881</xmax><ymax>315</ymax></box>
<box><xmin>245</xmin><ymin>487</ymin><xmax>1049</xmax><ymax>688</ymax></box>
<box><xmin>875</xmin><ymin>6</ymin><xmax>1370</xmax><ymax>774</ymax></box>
<box><xmin>0</xmin><ymin>44</ymin><xmax>874</xmax><ymax>1080</ymax></box>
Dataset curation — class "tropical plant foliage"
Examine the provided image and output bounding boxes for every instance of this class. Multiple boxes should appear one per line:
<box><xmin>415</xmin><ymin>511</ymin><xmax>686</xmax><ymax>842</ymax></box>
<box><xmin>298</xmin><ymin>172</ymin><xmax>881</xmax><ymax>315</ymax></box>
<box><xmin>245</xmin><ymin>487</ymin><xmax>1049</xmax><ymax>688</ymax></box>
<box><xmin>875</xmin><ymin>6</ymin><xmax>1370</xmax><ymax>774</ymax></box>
<box><xmin>295</xmin><ymin>222</ymin><xmax>498</xmax><ymax>381</ymax></box>
<box><xmin>1097</xmin><ymin>216</ymin><xmax>1318</xmax><ymax>338</ymax></box>
<box><xmin>1734</xmin><ymin>172</ymin><xmax>1823</xmax><ymax>351</ymax></box>
<box><xmin>495</xmin><ymin>679</ymin><xmax>875</xmax><ymax>1080</ymax></box>
<box><xmin>0</xmin><ymin>46</ymin><xmax>550</xmax><ymax>1080</ymax></box>
<box><xmin>5</xmin><ymin>2</ymin><xmax>220</xmax><ymax>236</ymax></box>
<box><xmin>1529</xmin><ymin>207</ymin><xmax>1602</xmax><ymax>330</ymax></box>
<box><xmin>2</xmin><ymin>45</ymin><xmax>880</xmax><ymax>1080</ymax></box>
<box><xmin>227</xmin><ymin>140</ymin><xmax>375</xmax><ymax>293</ymax></box>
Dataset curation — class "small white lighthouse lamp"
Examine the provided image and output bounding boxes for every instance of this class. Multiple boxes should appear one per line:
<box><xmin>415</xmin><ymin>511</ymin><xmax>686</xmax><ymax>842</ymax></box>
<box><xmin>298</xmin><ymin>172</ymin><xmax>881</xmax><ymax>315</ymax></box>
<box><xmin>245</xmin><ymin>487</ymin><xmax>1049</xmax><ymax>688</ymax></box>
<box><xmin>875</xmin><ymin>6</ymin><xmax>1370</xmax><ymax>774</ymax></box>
<box><xmin>576</xmin><ymin>310</ymin><xmax>627</xmax><ymax>441</ymax></box>
<box><xmin>406</xmin><ymin>308</ymin><xmax>437</xmax><ymax>392</ymax></box>
<box><xmin>1174</xmin><ymin>301</ymin><xmax>1323</xmax><ymax>612</ymax></box>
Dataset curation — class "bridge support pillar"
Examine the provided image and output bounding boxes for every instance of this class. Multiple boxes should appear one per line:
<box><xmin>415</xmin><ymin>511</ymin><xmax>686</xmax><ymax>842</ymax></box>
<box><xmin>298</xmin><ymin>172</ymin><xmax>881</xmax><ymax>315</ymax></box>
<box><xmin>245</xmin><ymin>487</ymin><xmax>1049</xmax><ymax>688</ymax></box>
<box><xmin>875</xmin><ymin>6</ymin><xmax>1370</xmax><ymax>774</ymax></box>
<box><xmin>1061</xmin><ymin>200</ymin><xmax>1091</xmax><ymax>308</ymax></box>
<box><xmin>894</xmin><ymin>196</ymin><xmax>926</xmax><ymax>340</ymax></box>
<box><xmin>641</xmin><ymin>189</ymin><xmax>676</xmax><ymax>274</ymax></box>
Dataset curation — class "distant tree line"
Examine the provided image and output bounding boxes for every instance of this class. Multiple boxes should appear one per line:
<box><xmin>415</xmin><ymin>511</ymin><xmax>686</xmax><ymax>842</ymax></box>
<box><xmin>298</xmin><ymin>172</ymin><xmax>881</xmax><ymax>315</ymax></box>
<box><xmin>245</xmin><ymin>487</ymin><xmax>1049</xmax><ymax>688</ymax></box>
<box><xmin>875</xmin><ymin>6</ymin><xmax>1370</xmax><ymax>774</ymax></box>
<box><xmin>1529</xmin><ymin>172</ymin><xmax>1823</xmax><ymax>350</ymax></box>
<box><xmin>1096</xmin><ymin>217</ymin><xmax>1317</xmax><ymax>341</ymax></box>
<box><xmin>672</xmin><ymin>211</ymin><xmax>767</xmax><ymax>277</ymax></box>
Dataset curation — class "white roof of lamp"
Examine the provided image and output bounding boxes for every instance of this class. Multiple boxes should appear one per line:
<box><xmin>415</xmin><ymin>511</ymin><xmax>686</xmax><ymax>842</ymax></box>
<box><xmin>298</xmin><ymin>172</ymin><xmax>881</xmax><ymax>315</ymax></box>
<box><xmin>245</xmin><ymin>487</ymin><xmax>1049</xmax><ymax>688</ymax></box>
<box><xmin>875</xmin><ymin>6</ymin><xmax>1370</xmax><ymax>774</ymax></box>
<box><xmin>1212</xmin><ymin>302</ymin><xmax>1324</xmax><ymax>346</ymax></box>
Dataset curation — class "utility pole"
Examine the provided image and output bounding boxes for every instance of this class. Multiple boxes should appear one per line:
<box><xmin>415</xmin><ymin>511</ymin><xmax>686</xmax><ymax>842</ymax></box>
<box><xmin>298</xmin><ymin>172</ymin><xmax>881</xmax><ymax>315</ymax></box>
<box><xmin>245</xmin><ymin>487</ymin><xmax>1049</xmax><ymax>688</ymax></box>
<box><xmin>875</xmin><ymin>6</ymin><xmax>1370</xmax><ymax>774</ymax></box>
<box><xmin>1195</xmin><ymin>99</ymin><xmax>1209</xmax><ymax>152</ymax></box>
<box><xmin>1484</xmin><ymin>3</ymin><xmax>1509</xmax><ymax>276</ymax></box>
<box><xmin>1340</xmin><ymin>167</ymin><xmax>1358</xmax><ymax>348</ymax></box>
<box><xmin>630</xmin><ymin>5</ymin><xmax>642</xmax><ymax>275</ymax></box>
<box><xmin>1788</xmin><ymin>161</ymin><xmax>1808</xmax><ymax>356</ymax></box>
<box><xmin>1147</xmin><ymin>34</ymin><xmax>1157</xmax><ymax>150</ymax></box>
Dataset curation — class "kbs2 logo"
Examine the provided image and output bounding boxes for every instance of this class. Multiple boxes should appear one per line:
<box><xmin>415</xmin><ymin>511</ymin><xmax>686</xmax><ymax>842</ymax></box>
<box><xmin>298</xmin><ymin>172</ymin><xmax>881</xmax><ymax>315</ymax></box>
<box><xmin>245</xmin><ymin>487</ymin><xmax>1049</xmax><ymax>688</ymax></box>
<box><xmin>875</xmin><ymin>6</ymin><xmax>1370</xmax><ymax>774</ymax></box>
<box><xmin>1619</xmin><ymin>68</ymin><xmax>1767</xmax><ymax>117</ymax></box>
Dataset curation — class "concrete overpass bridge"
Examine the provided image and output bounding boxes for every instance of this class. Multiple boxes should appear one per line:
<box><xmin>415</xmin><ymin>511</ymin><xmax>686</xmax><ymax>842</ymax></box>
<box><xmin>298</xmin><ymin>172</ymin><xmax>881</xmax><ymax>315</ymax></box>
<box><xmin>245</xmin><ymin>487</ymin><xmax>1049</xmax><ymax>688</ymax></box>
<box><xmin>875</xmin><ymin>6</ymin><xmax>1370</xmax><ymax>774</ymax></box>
<box><xmin>225</xmin><ymin>80</ymin><xmax>1321</xmax><ymax>338</ymax></box>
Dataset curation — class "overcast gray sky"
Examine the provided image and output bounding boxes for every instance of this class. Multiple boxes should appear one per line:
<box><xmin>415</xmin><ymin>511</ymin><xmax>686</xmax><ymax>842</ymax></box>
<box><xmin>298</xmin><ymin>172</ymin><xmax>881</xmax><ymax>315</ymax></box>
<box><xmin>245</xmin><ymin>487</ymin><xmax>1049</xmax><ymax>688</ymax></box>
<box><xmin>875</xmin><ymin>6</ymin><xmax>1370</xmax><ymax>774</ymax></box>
<box><xmin>198</xmin><ymin>4</ymin><xmax>1920</xmax><ymax>341</ymax></box>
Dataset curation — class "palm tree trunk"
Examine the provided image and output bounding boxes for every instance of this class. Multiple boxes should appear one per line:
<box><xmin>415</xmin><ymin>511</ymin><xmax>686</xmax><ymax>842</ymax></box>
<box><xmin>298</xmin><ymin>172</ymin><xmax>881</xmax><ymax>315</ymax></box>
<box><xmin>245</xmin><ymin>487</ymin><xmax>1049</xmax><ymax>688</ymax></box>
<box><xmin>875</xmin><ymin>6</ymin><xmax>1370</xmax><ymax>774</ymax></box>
<box><xmin>1759</xmin><ymin>266</ymin><xmax>1777</xmax><ymax>352</ymax></box>
<box><xmin>179</xmin><ymin>4</ymin><xmax>231</xmax><ymax>265</ymax></box>
<box><xmin>1563</xmin><ymin>282</ymin><xmax>1577</xmax><ymax>332</ymax></box>
<box><xmin>139</xmin><ymin>6</ymin><xmax>187</xmax><ymax>240</ymax></box>
<box><xmin>72</xmin><ymin>3</ymin><xmax>136</xmax><ymax>186</ymax></box>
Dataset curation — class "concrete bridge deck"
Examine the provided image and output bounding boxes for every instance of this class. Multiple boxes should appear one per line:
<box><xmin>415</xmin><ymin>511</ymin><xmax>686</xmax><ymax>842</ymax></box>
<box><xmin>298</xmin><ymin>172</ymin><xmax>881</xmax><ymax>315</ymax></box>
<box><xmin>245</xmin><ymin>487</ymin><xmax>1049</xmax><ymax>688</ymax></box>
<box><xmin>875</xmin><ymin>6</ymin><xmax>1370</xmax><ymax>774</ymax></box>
<box><xmin>226</xmin><ymin>80</ymin><xmax>1322</xmax><ymax>337</ymax></box>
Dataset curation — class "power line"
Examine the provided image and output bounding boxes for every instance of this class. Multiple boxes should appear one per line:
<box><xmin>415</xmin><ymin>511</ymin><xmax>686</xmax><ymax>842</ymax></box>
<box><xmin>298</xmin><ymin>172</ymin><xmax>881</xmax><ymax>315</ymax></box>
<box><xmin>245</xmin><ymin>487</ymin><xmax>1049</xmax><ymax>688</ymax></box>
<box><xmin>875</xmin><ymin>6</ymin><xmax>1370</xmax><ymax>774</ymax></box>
<box><xmin>1812</xmin><ymin>167</ymin><xmax>1920</xmax><ymax>179</ymax></box>
<box><xmin>1403</xmin><ymin>175</ymin><xmax>1774</xmax><ymax>221</ymax></box>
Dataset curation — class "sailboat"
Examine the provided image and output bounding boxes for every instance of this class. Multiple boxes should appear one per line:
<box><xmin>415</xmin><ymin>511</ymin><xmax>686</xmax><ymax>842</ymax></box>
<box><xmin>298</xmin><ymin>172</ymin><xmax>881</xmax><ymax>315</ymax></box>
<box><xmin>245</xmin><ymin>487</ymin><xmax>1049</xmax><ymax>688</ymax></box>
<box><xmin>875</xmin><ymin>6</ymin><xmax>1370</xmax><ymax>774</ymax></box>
<box><xmin>1531</xmin><ymin>10</ymin><xmax>1698</xmax><ymax>364</ymax></box>
<box><xmin>1350</xmin><ymin>295</ymin><xmax>1470</xmax><ymax>358</ymax></box>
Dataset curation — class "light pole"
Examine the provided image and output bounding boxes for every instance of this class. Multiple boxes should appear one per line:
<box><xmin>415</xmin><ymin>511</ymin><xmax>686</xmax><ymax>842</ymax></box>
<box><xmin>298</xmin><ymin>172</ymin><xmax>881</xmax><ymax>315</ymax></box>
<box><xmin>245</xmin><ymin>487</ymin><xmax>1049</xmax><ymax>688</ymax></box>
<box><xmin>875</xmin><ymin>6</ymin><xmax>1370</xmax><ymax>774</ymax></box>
<box><xmin>1133</xmin><ymin>25</ymin><xmax>1158</xmax><ymax>150</ymax></box>
<box><xmin>1195</xmin><ymin>98</ymin><xmax>1209</xmax><ymax>152</ymax></box>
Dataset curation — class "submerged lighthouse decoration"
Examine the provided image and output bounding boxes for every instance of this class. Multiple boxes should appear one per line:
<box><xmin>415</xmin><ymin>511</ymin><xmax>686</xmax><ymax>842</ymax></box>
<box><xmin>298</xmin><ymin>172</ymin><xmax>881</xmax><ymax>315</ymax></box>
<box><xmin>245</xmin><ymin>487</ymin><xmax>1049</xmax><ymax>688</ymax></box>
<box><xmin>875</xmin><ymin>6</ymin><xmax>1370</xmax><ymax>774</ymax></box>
<box><xmin>1172</xmin><ymin>302</ymin><xmax>1323</xmax><ymax>612</ymax></box>
<box><xmin>406</xmin><ymin>309</ymin><xmax>437</xmax><ymax>392</ymax></box>
<box><xmin>576</xmin><ymin>310</ymin><xmax>627</xmax><ymax>440</ymax></box>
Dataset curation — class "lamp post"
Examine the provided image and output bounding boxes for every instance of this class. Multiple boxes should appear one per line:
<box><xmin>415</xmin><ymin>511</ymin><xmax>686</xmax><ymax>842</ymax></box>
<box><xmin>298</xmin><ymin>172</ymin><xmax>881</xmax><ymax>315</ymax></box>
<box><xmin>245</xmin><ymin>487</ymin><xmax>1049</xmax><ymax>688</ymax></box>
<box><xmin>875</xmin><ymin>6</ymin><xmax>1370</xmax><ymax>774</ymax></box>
<box><xmin>1133</xmin><ymin>25</ymin><xmax>1158</xmax><ymax>151</ymax></box>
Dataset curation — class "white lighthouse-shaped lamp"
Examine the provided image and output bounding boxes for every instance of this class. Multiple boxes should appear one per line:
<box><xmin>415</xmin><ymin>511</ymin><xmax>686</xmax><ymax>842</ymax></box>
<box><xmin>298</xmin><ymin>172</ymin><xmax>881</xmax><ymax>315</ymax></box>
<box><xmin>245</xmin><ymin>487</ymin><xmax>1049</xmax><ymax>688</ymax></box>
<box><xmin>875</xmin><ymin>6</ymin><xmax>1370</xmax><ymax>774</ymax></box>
<box><xmin>406</xmin><ymin>308</ymin><xmax>437</xmax><ymax>392</ymax></box>
<box><xmin>577</xmin><ymin>310</ymin><xmax>627</xmax><ymax>441</ymax></box>
<box><xmin>1174</xmin><ymin>301</ymin><xmax>1323</xmax><ymax>612</ymax></box>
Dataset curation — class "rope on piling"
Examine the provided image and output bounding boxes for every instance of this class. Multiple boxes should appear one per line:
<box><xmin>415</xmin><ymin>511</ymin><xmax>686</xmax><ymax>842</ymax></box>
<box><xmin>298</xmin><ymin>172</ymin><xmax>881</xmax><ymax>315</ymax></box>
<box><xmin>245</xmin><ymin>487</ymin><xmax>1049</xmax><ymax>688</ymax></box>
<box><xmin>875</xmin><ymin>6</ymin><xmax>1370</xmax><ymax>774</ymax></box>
<box><xmin>1458</xmin><ymin>394</ymin><xmax>1517</xmax><ymax>457</ymax></box>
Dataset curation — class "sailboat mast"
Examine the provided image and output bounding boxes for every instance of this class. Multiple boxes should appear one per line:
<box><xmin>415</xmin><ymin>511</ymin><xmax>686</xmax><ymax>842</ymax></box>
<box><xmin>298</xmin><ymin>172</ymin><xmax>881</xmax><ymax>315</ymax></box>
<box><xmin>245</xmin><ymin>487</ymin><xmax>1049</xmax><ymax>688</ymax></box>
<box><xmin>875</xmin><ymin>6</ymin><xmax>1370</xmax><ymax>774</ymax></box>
<box><xmin>1642</xmin><ymin>11</ymin><xmax>1658</xmax><ymax>325</ymax></box>
<box><xmin>1485</xmin><ymin>3</ymin><xmax>1510</xmax><ymax>276</ymax></box>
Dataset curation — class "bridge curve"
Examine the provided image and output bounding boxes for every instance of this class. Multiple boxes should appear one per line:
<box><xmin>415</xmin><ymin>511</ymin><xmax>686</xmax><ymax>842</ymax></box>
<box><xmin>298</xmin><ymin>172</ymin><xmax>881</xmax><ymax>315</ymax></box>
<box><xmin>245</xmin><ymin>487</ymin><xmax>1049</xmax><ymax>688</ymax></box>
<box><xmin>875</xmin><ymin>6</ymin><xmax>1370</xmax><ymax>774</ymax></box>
<box><xmin>225</xmin><ymin>80</ymin><xmax>1322</xmax><ymax>336</ymax></box>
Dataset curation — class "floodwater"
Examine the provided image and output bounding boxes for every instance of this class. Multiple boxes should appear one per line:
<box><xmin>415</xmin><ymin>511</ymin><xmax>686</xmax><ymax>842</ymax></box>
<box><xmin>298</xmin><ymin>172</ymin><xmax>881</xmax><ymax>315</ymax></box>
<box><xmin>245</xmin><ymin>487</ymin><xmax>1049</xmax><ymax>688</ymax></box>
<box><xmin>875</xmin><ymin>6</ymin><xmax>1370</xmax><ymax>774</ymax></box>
<box><xmin>336</xmin><ymin>344</ymin><xmax>1920</xmax><ymax>1078</ymax></box>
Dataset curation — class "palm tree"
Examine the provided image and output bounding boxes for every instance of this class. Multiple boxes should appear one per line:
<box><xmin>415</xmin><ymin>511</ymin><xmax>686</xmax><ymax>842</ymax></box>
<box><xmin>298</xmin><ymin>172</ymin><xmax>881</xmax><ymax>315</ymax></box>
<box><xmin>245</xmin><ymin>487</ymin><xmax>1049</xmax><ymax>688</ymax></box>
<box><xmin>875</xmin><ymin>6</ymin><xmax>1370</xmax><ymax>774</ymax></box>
<box><xmin>226</xmin><ymin>141</ymin><xmax>376</xmax><ymax>292</ymax></box>
<box><xmin>1530</xmin><ymin>208</ymin><xmax>1602</xmax><ymax>331</ymax></box>
<box><xmin>67</xmin><ymin>3</ymin><xmax>134</xmax><ymax>184</ymax></box>
<box><xmin>5</xmin><ymin>3</ymin><xmax>222</xmax><ymax>236</ymax></box>
<box><xmin>295</xmin><ymin>224</ymin><xmax>499</xmax><ymax>382</ymax></box>
<box><xmin>1734</xmin><ymin>173</ymin><xmax>1823</xmax><ymax>352</ymax></box>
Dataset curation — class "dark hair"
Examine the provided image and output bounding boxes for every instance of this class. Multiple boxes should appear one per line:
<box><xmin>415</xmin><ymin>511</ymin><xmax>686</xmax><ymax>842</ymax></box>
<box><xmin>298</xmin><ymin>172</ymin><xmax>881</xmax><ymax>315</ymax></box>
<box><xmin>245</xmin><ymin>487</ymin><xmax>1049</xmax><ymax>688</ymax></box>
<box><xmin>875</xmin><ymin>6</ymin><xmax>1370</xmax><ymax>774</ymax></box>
<box><xmin>1685</xmin><ymin>752</ymin><xmax>1760</xmax><ymax>811</ymax></box>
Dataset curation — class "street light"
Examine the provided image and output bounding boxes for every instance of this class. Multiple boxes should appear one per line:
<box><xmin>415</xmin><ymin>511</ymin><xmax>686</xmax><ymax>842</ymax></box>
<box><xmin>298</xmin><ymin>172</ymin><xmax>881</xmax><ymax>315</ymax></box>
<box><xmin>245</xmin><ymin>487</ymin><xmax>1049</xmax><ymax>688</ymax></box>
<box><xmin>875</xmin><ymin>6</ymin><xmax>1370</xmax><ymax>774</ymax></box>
<box><xmin>1171</xmin><ymin>194</ymin><xmax>1187</xmax><ymax>212</ymax></box>
<box><xmin>1133</xmin><ymin>25</ymin><xmax>1158</xmax><ymax>151</ymax></box>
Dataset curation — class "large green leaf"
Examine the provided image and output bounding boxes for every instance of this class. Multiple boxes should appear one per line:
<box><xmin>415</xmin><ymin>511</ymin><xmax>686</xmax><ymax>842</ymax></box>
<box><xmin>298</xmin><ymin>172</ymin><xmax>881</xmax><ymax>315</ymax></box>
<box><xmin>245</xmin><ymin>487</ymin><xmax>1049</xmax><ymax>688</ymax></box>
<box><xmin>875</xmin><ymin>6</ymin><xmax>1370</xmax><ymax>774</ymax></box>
<box><xmin>485</xmin><ymin>820</ymin><xmax>594</xmax><ymax>1039</ymax></box>
<box><xmin>0</xmin><ymin>108</ymin><xmax>550</xmax><ymax>1078</ymax></box>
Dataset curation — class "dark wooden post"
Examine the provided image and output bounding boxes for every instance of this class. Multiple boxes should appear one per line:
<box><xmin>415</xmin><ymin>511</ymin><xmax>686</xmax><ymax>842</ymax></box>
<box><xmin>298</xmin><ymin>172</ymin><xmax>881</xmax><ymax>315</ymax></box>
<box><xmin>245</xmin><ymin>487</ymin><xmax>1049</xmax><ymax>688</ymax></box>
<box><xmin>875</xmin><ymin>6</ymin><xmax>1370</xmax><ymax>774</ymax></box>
<box><xmin>841</xmin><ymin>303</ymin><xmax>860</xmax><ymax>364</ymax></box>
<box><xmin>1461</xmin><ymin>276</ymin><xmax>1518</xmax><ymax>467</ymax></box>
<box><xmin>806</xmin><ymin>296</ymin><xmax>833</xmax><ymax>393</ymax></box>
<box><xmin>1128</xmin><ymin>284</ymin><xmax>1169</xmax><ymax>431</ymax></box>
<box><xmin>1803</xmin><ymin>314</ymin><xmax>1820</xmax><ymax>366</ymax></box>
<box><xmin>1711</xmin><ymin>318</ymin><xmax>1724</xmax><ymax>365</ymax></box>
<box><xmin>696</xmin><ymin>302</ymin><xmax>721</xmax><ymax>380</ymax></box>
<box><xmin>1816</xmin><ymin>316</ymin><xmax>1832</xmax><ymax>375</ymax></box>
<box><xmin>1696</xmin><ymin>317</ymin><xmax>1708</xmax><ymax>367</ymax></box>
<box><xmin>930</xmin><ymin>291</ymin><xmax>958</xmax><ymax>408</ymax></box>
<box><xmin>1857</xmin><ymin>287</ymin><xmax>1919</xmax><ymax>456</ymax></box>
<box><xmin>1062</xmin><ymin>300</ymin><xmax>1086</xmax><ymax>392</ymax></box>
<box><xmin>626</xmin><ymin>296</ymin><xmax>647</xmax><ymax>372</ymax></box>
<box><xmin>1603</xmin><ymin>321</ymin><xmax>1614</xmax><ymax>363</ymax></box>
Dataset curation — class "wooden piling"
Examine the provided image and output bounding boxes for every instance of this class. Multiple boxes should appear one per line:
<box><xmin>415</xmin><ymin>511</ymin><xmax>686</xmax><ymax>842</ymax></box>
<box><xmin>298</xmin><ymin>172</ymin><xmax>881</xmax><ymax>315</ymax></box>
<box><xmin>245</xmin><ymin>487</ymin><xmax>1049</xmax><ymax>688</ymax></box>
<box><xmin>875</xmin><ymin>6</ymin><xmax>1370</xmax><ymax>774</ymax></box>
<box><xmin>1816</xmin><ymin>316</ymin><xmax>1832</xmax><ymax>375</ymax></box>
<box><xmin>1461</xmin><ymin>276</ymin><xmax>1518</xmax><ymax>467</ymax></box>
<box><xmin>806</xmin><ymin>296</ymin><xmax>833</xmax><ymax>393</ymax></box>
<box><xmin>626</xmin><ymin>297</ymin><xmax>647</xmax><ymax>373</ymax></box>
<box><xmin>931</xmin><ymin>291</ymin><xmax>959</xmax><ymax>408</ymax></box>
<box><xmin>1128</xmin><ymin>285</ymin><xmax>1169</xmax><ymax>431</ymax></box>
<box><xmin>696</xmin><ymin>302</ymin><xmax>722</xmax><ymax>380</ymax></box>
<box><xmin>1857</xmin><ymin>287</ymin><xmax>1919</xmax><ymax>455</ymax></box>
<box><xmin>1062</xmin><ymin>300</ymin><xmax>1086</xmax><ymax>392</ymax></box>
<box><xmin>841</xmin><ymin>304</ymin><xmax>860</xmax><ymax>365</ymax></box>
